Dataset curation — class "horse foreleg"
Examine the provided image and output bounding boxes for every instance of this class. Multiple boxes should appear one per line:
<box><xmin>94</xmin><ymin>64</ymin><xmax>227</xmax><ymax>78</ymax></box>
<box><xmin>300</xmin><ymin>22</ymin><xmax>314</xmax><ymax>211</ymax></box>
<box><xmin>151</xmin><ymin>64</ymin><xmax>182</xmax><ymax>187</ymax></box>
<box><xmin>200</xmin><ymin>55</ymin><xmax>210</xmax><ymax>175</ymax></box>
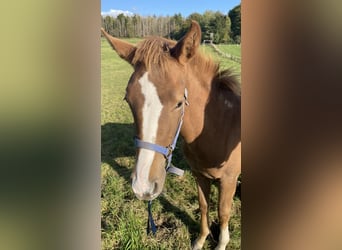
<box><xmin>192</xmin><ymin>174</ymin><xmax>211</xmax><ymax>250</ymax></box>
<box><xmin>215</xmin><ymin>176</ymin><xmax>238</xmax><ymax>250</ymax></box>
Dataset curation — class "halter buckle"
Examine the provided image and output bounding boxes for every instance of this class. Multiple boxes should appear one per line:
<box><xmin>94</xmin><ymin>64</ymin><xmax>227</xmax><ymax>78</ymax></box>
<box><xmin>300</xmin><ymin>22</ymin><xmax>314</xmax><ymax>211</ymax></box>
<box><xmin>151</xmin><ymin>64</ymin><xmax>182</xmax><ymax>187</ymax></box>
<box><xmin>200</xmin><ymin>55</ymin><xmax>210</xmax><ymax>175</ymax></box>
<box><xmin>166</xmin><ymin>145</ymin><xmax>173</xmax><ymax>158</ymax></box>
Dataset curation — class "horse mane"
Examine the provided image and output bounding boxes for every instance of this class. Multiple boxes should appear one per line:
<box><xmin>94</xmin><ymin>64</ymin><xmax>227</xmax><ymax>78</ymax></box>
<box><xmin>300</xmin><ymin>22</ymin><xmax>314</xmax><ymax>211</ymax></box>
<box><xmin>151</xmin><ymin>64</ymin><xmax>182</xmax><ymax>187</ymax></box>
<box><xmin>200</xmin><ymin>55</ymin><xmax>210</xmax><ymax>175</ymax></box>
<box><xmin>133</xmin><ymin>37</ymin><xmax>240</xmax><ymax>97</ymax></box>
<box><xmin>213</xmin><ymin>69</ymin><xmax>241</xmax><ymax>97</ymax></box>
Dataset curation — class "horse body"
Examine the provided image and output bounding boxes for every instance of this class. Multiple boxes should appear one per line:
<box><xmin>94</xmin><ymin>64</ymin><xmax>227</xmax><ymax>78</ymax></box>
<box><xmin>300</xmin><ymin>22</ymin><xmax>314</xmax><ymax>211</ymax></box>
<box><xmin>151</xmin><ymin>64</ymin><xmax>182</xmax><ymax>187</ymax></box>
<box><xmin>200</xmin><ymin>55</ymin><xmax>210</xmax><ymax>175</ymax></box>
<box><xmin>102</xmin><ymin>21</ymin><xmax>240</xmax><ymax>250</ymax></box>
<box><xmin>181</xmin><ymin>60</ymin><xmax>241</xmax><ymax>250</ymax></box>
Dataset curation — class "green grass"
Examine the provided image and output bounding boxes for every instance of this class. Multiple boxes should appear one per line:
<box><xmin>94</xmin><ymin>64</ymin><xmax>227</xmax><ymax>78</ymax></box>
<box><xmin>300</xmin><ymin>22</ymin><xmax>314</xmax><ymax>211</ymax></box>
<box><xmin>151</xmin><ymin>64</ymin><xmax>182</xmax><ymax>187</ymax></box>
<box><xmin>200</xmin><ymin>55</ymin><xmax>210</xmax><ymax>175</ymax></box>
<box><xmin>101</xmin><ymin>37</ymin><xmax>241</xmax><ymax>250</ymax></box>
<box><xmin>216</xmin><ymin>44</ymin><xmax>241</xmax><ymax>58</ymax></box>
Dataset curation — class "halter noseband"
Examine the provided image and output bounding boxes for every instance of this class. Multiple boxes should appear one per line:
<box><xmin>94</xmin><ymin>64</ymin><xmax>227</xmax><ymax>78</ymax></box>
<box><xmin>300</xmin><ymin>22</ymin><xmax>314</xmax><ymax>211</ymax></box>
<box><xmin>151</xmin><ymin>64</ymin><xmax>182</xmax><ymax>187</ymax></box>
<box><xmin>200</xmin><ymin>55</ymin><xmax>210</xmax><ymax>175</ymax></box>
<box><xmin>134</xmin><ymin>88</ymin><xmax>189</xmax><ymax>176</ymax></box>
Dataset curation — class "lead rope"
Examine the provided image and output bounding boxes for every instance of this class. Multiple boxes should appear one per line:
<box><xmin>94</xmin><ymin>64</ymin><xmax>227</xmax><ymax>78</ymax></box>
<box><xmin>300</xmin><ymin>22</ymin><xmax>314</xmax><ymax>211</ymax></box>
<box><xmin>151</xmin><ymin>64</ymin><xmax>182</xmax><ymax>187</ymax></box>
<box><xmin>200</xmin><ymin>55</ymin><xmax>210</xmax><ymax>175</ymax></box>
<box><xmin>147</xmin><ymin>200</ymin><xmax>157</xmax><ymax>235</ymax></box>
<box><xmin>146</xmin><ymin>88</ymin><xmax>189</xmax><ymax>236</ymax></box>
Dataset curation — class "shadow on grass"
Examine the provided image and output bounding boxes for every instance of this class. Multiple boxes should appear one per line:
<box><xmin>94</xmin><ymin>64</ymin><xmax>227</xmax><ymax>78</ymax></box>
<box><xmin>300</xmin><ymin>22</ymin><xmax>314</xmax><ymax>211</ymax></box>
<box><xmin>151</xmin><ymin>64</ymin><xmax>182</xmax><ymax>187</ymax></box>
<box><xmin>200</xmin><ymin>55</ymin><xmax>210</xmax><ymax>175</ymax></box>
<box><xmin>158</xmin><ymin>195</ymin><xmax>199</xmax><ymax>242</ymax></box>
<box><xmin>101</xmin><ymin>122</ymin><xmax>135</xmax><ymax>160</ymax></box>
<box><xmin>101</xmin><ymin>122</ymin><xmax>199</xmax><ymax>240</ymax></box>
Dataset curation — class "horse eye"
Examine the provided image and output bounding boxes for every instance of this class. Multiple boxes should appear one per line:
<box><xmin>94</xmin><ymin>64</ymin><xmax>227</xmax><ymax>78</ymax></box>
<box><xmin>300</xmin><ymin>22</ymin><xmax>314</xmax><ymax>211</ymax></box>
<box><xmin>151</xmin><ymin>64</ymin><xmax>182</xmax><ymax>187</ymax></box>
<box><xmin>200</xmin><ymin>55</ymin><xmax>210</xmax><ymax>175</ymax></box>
<box><xmin>176</xmin><ymin>101</ymin><xmax>183</xmax><ymax>109</ymax></box>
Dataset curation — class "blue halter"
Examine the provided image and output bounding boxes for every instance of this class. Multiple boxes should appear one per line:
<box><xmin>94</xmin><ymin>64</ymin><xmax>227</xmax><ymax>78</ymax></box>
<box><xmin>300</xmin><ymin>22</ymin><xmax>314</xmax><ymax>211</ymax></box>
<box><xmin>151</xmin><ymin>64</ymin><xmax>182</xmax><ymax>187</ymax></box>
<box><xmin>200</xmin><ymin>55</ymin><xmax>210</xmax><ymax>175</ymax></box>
<box><xmin>134</xmin><ymin>88</ymin><xmax>189</xmax><ymax>235</ymax></box>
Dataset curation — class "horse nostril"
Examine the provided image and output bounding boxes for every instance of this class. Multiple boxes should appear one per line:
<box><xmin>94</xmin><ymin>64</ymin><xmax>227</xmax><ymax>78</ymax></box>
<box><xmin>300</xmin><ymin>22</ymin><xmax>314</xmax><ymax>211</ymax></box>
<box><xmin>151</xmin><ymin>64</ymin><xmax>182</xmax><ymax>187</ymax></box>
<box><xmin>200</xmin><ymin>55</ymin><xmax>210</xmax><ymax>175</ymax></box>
<box><xmin>152</xmin><ymin>182</ymin><xmax>158</xmax><ymax>194</ymax></box>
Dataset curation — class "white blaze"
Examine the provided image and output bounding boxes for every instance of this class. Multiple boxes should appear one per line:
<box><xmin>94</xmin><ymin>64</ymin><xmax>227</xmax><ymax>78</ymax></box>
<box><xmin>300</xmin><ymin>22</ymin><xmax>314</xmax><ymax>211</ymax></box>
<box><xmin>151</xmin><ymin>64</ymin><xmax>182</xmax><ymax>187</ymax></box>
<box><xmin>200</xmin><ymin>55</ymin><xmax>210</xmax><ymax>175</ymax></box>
<box><xmin>132</xmin><ymin>72</ymin><xmax>163</xmax><ymax>194</ymax></box>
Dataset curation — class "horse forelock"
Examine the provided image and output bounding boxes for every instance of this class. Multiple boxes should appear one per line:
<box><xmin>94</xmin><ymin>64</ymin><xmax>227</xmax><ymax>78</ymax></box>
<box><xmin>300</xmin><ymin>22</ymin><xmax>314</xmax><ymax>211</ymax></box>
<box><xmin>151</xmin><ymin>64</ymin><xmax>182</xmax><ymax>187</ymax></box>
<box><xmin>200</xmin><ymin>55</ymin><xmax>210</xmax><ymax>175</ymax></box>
<box><xmin>132</xmin><ymin>37</ymin><xmax>176</xmax><ymax>72</ymax></box>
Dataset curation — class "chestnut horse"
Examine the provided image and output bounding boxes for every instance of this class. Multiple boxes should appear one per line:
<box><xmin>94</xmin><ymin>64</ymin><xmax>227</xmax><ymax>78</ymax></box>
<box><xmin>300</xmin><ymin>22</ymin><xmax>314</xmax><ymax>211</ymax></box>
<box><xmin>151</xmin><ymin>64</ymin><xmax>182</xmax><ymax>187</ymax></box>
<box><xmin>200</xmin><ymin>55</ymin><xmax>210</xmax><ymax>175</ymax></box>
<box><xmin>101</xmin><ymin>21</ymin><xmax>241</xmax><ymax>250</ymax></box>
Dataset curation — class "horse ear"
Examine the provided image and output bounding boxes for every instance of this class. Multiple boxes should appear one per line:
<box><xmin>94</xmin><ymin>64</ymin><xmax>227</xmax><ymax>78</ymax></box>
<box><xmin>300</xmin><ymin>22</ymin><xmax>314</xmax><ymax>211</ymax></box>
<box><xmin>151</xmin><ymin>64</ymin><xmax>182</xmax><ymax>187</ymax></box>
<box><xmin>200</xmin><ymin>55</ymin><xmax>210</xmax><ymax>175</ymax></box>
<box><xmin>171</xmin><ymin>21</ymin><xmax>201</xmax><ymax>65</ymax></box>
<box><xmin>101</xmin><ymin>28</ymin><xmax>136</xmax><ymax>65</ymax></box>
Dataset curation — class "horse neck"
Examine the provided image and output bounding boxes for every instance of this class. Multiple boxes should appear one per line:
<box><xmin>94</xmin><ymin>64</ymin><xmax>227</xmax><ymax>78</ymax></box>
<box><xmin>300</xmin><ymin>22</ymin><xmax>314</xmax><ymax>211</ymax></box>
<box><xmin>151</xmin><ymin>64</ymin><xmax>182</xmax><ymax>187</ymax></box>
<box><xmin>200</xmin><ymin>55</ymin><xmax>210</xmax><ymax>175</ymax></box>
<box><xmin>181</xmin><ymin>73</ymin><xmax>241</xmax><ymax>146</ymax></box>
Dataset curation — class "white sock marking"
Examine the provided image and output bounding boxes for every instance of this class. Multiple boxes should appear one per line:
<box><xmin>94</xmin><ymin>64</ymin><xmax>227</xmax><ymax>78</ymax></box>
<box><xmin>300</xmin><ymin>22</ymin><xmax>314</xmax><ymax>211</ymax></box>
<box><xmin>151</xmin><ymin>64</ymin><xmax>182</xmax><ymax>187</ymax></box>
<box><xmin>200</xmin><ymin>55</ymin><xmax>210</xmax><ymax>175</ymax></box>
<box><xmin>215</xmin><ymin>226</ymin><xmax>230</xmax><ymax>250</ymax></box>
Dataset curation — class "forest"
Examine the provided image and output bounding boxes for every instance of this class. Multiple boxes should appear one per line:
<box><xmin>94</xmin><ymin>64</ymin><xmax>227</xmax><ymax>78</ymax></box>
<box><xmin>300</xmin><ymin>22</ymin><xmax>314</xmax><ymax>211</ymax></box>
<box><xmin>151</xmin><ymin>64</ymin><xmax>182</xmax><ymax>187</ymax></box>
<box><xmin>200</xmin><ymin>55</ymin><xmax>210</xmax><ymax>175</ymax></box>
<box><xmin>101</xmin><ymin>5</ymin><xmax>241</xmax><ymax>44</ymax></box>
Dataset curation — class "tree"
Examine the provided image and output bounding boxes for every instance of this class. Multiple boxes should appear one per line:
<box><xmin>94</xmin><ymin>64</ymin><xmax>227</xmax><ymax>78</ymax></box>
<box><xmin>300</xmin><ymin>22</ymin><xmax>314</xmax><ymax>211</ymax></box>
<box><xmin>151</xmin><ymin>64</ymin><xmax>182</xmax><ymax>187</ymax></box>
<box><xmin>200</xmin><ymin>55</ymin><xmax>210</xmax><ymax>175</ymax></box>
<box><xmin>117</xmin><ymin>14</ymin><xmax>125</xmax><ymax>37</ymax></box>
<box><xmin>100</xmin><ymin>6</ymin><xmax>240</xmax><ymax>42</ymax></box>
<box><xmin>202</xmin><ymin>11</ymin><xmax>215</xmax><ymax>41</ymax></box>
<box><xmin>169</xmin><ymin>13</ymin><xmax>184</xmax><ymax>40</ymax></box>
<box><xmin>223</xmin><ymin>15</ymin><xmax>233</xmax><ymax>43</ymax></box>
<box><xmin>229</xmin><ymin>5</ymin><xmax>241</xmax><ymax>43</ymax></box>
<box><xmin>209</xmin><ymin>12</ymin><xmax>231</xmax><ymax>43</ymax></box>
<box><xmin>103</xmin><ymin>16</ymin><xmax>112</xmax><ymax>33</ymax></box>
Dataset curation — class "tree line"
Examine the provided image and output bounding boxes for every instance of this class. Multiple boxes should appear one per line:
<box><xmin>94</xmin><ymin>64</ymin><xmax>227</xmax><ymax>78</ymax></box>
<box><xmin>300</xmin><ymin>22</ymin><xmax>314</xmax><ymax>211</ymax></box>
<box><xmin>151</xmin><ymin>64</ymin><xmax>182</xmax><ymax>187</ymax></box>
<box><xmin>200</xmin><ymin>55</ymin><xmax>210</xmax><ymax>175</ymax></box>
<box><xmin>101</xmin><ymin>5</ymin><xmax>241</xmax><ymax>44</ymax></box>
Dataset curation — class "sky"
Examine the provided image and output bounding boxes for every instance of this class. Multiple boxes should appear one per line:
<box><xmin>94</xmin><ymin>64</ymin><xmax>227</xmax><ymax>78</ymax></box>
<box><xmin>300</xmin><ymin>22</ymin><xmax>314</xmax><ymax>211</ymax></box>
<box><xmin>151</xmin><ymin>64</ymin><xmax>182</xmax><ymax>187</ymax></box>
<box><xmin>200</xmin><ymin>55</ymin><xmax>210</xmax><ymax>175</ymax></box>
<box><xmin>101</xmin><ymin>0</ymin><xmax>241</xmax><ymax>17</ymax></box>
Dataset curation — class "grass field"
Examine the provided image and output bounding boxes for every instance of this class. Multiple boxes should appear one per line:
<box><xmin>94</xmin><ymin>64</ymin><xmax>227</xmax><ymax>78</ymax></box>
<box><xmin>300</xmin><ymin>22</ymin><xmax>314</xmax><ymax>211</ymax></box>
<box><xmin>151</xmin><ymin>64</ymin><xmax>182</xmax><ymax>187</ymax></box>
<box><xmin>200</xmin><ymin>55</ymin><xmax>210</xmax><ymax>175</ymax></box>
<box><xmin>101</xmin><ymin>37</ymin><xmax>241</xmax><ymax>250</ymax></box>
<box><xmin>215</xmin><ymin>44</ymin><xmax>241</xmax><ymax>58</ymax></box>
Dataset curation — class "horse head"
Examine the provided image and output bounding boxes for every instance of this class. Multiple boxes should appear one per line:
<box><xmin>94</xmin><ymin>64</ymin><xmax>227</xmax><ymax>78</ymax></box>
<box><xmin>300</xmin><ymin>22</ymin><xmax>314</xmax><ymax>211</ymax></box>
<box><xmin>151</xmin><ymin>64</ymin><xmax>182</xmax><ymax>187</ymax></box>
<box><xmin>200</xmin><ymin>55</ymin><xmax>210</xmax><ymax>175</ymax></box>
<box><xmin>102</xmin><ymin>21</ymin><xmax>201</xmax><ymax>200</ymax></box>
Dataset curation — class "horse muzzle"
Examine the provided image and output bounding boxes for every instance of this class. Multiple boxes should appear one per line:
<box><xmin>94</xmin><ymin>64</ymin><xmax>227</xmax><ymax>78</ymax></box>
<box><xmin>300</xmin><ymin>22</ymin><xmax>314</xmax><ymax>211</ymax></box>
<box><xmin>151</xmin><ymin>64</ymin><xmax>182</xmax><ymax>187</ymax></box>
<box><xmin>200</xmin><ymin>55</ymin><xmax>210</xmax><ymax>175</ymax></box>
<box><xmin>131</xmin><ymin>178</ymin><xmax>161</xmax><ymax>201</ymax></box>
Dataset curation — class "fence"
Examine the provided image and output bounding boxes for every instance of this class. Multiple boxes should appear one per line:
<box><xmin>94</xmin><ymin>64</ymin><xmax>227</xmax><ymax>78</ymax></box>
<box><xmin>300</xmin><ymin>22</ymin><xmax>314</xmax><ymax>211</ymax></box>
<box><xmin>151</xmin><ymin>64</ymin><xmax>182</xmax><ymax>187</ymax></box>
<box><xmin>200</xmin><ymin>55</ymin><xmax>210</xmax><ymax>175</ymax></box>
<box><xmin>208</xmin><ymin>43</ymin><xmax>241</xmax><ymax>64</ymax></box>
